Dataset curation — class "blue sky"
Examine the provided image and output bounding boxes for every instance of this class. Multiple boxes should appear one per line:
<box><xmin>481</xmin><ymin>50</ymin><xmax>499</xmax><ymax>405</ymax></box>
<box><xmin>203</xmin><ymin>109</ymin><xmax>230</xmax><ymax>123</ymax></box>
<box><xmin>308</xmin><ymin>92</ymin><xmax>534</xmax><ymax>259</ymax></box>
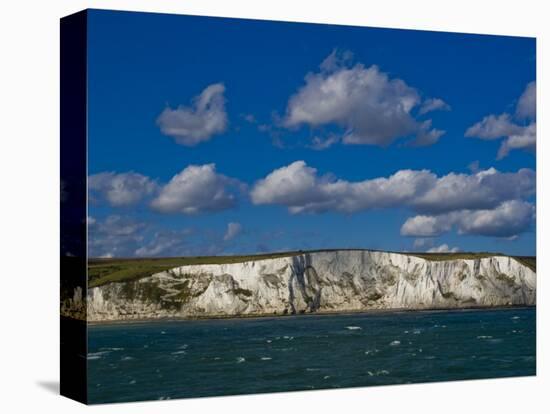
<box><xmin>86</xmin><ymin>9</ymin><xmax>536</xmax><ymax>258</ymax></box>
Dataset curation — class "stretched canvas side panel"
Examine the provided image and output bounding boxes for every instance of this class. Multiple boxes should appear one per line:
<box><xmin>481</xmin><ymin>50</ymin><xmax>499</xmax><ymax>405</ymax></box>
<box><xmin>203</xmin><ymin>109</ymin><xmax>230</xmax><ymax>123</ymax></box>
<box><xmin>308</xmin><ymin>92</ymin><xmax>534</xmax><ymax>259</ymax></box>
<box><xmin>60</xmin><ymin>10</ymin><xmax>88</xmax><ymax>404</ymax></box>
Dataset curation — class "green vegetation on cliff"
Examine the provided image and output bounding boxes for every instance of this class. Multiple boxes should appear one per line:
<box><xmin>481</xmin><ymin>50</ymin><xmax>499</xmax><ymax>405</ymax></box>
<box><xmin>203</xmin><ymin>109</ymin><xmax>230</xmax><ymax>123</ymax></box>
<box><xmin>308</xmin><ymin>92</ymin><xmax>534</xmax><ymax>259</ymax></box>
<box><xmin>88</xmin><ymin>249</ymin><xmax>536</xmax><ymax>288</ymax></box>
<box><xmin>88</xmin><ymin>252</ymin><xmax>300</xmax><ymax>288</ymax></box>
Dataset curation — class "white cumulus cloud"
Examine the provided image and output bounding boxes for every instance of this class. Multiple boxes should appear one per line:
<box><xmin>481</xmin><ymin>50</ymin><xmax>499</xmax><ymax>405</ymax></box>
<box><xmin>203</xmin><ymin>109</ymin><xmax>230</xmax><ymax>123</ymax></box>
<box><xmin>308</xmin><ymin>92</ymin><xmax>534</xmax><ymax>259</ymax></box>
<box><xmin>252</xmin><ymin>161</ymin><xmax>535</xmax><ymax>240</ymax></box>
<box><xmin>251</xmin><ymin>161</ymin><xmax>535</xmax><ymax>216</ymax></box>
<box><xmin>419</xmin><ymin>98</ymin><xmax>451</xmax><ymax>115</ymax></box>
<box><xmin>282</xmin><ymin>51</ymin><xmax>445</xmax><ymax>148</ymax></box>
<box><xmin>516</xmin><ymin>81</ymin><xmax>536</xmax><ymax>120</ymax></box>
<box><xmin>251</xmin><ymin>161</ymin><xmax>435</xmax><ymax>214</ymax></box>
<box><xmin>465</xmin><ymin>113</ymin><xmax>523</xmax><ymax>140</ymax></box>
<box><xmin>400</xmin><ymin>215</ymin><xmax>453</xmax><ymax>238</ymax></box>
<box><xmin>88</xmin><ymin>172</ymin><xmax>158</xmax><ymax>207</ymax></box>
<box><xmin>157</xmin><ymin>83</ymin><xmax>228</xmax><ymax>146</ymax></box>
<box><xmin>497</xmin><ymin>123</ymin><xmax>536</xmax><ymax>160</ymax></box>
<box><xmin>410</xmin><ymin>167</ymin><xmax>535</xmax><ymax>214</ymax></box>
<box><xmin>465</xmin><ymin>81</ymin><xmax>536</xmax><ymax>159</ymax></box>
<box><xmin>151</xmin><ymin>164</ymin><xmax>244</xmax><ymax>214</ymax></box>
<box><xmin>427</xmin><ymin>244</ymin><xmax>460</xmax><ymax>253</ymax></box>
<box><xmin>401</xmin><ymin>200</ymin><xmax>534</xmax><ymax>238</ymax></box>
<box><xmin>224</xmin><ymin>222</ymin><xmax>242</xmax><ymax>241</ymax></box>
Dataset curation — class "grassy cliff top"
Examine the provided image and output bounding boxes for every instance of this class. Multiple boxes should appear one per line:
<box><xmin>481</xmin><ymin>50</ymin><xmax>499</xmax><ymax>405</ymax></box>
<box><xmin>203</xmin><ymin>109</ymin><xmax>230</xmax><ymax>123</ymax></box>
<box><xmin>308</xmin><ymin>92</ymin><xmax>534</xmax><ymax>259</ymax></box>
<box><xmin>88</xmin><ymin>249</ymin><xmax>536</xmax><ymax>288</ymax></box>
<box><xmin>88</xmin><ymin>252</ymin><xmax>298</xmax><ymax>288</ymax></box>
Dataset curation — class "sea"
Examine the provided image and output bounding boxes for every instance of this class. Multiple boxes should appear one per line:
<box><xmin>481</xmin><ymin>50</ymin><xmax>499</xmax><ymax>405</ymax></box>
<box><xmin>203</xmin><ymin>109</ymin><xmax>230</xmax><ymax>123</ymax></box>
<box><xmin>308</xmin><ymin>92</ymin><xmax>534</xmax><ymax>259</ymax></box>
<box><xmin>87</xmin><ymin>307</ymin><xmax>536</xmax><ymax>404</ymax></box>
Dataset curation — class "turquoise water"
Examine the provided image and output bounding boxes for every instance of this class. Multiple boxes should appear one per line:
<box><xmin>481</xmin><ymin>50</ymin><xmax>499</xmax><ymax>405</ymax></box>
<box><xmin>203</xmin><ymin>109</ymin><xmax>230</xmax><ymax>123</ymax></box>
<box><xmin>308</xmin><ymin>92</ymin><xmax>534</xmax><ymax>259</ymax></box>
<box><xmin>87</xmin><ymin>307</ymin><xmax>536</xmax><ymax>404</ymax></box>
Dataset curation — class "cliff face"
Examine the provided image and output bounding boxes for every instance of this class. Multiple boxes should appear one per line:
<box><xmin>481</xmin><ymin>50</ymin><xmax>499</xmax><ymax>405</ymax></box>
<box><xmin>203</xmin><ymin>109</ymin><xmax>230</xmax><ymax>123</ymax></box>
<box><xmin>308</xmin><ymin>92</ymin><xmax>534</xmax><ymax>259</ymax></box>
<box><xmin>86</xmin><ymin>251</ymin><xmax>536</xmax><ymax>322</ymax></box>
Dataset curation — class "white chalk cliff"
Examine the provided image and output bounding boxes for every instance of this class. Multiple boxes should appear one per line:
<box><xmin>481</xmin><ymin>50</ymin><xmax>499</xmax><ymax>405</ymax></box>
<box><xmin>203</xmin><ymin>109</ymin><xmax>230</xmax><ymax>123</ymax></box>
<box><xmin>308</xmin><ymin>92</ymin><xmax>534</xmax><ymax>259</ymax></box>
<box><xmin>86</xmin><ymin>250</ymin><xmax>536</xmax><ymax>322</ymax></box>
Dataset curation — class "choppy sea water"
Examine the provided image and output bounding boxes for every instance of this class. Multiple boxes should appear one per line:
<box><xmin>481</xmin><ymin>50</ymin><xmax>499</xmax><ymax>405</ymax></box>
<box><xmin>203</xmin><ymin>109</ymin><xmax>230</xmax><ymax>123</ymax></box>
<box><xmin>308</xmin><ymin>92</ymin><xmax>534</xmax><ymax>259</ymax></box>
<box><xmin>87</xmin><ymin>307</ymin><xmax>535</xmax><ymax>404</ymax></box>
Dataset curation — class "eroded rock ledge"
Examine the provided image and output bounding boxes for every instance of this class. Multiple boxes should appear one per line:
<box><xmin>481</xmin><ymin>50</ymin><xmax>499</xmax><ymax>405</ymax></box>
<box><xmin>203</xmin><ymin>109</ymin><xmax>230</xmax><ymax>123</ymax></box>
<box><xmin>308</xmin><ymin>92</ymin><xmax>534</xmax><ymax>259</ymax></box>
<box><xmin>84</xmin><ymin>250</ymin><xmax>536</xmax><ymax>322</ymax></box>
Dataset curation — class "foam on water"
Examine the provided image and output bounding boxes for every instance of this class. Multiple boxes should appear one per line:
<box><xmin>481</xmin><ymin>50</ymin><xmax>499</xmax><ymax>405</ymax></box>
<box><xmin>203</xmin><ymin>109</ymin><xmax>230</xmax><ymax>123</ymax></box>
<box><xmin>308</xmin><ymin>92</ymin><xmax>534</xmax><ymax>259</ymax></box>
<box><xmin>368</xmin><ymin>370</ymin><xmax>390</xmax><ymax>376</ymax></box>
<box><xmin>87</xmin><ymin>351</ymin><xmax>110</xmax><ymax>360</ymax></box>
